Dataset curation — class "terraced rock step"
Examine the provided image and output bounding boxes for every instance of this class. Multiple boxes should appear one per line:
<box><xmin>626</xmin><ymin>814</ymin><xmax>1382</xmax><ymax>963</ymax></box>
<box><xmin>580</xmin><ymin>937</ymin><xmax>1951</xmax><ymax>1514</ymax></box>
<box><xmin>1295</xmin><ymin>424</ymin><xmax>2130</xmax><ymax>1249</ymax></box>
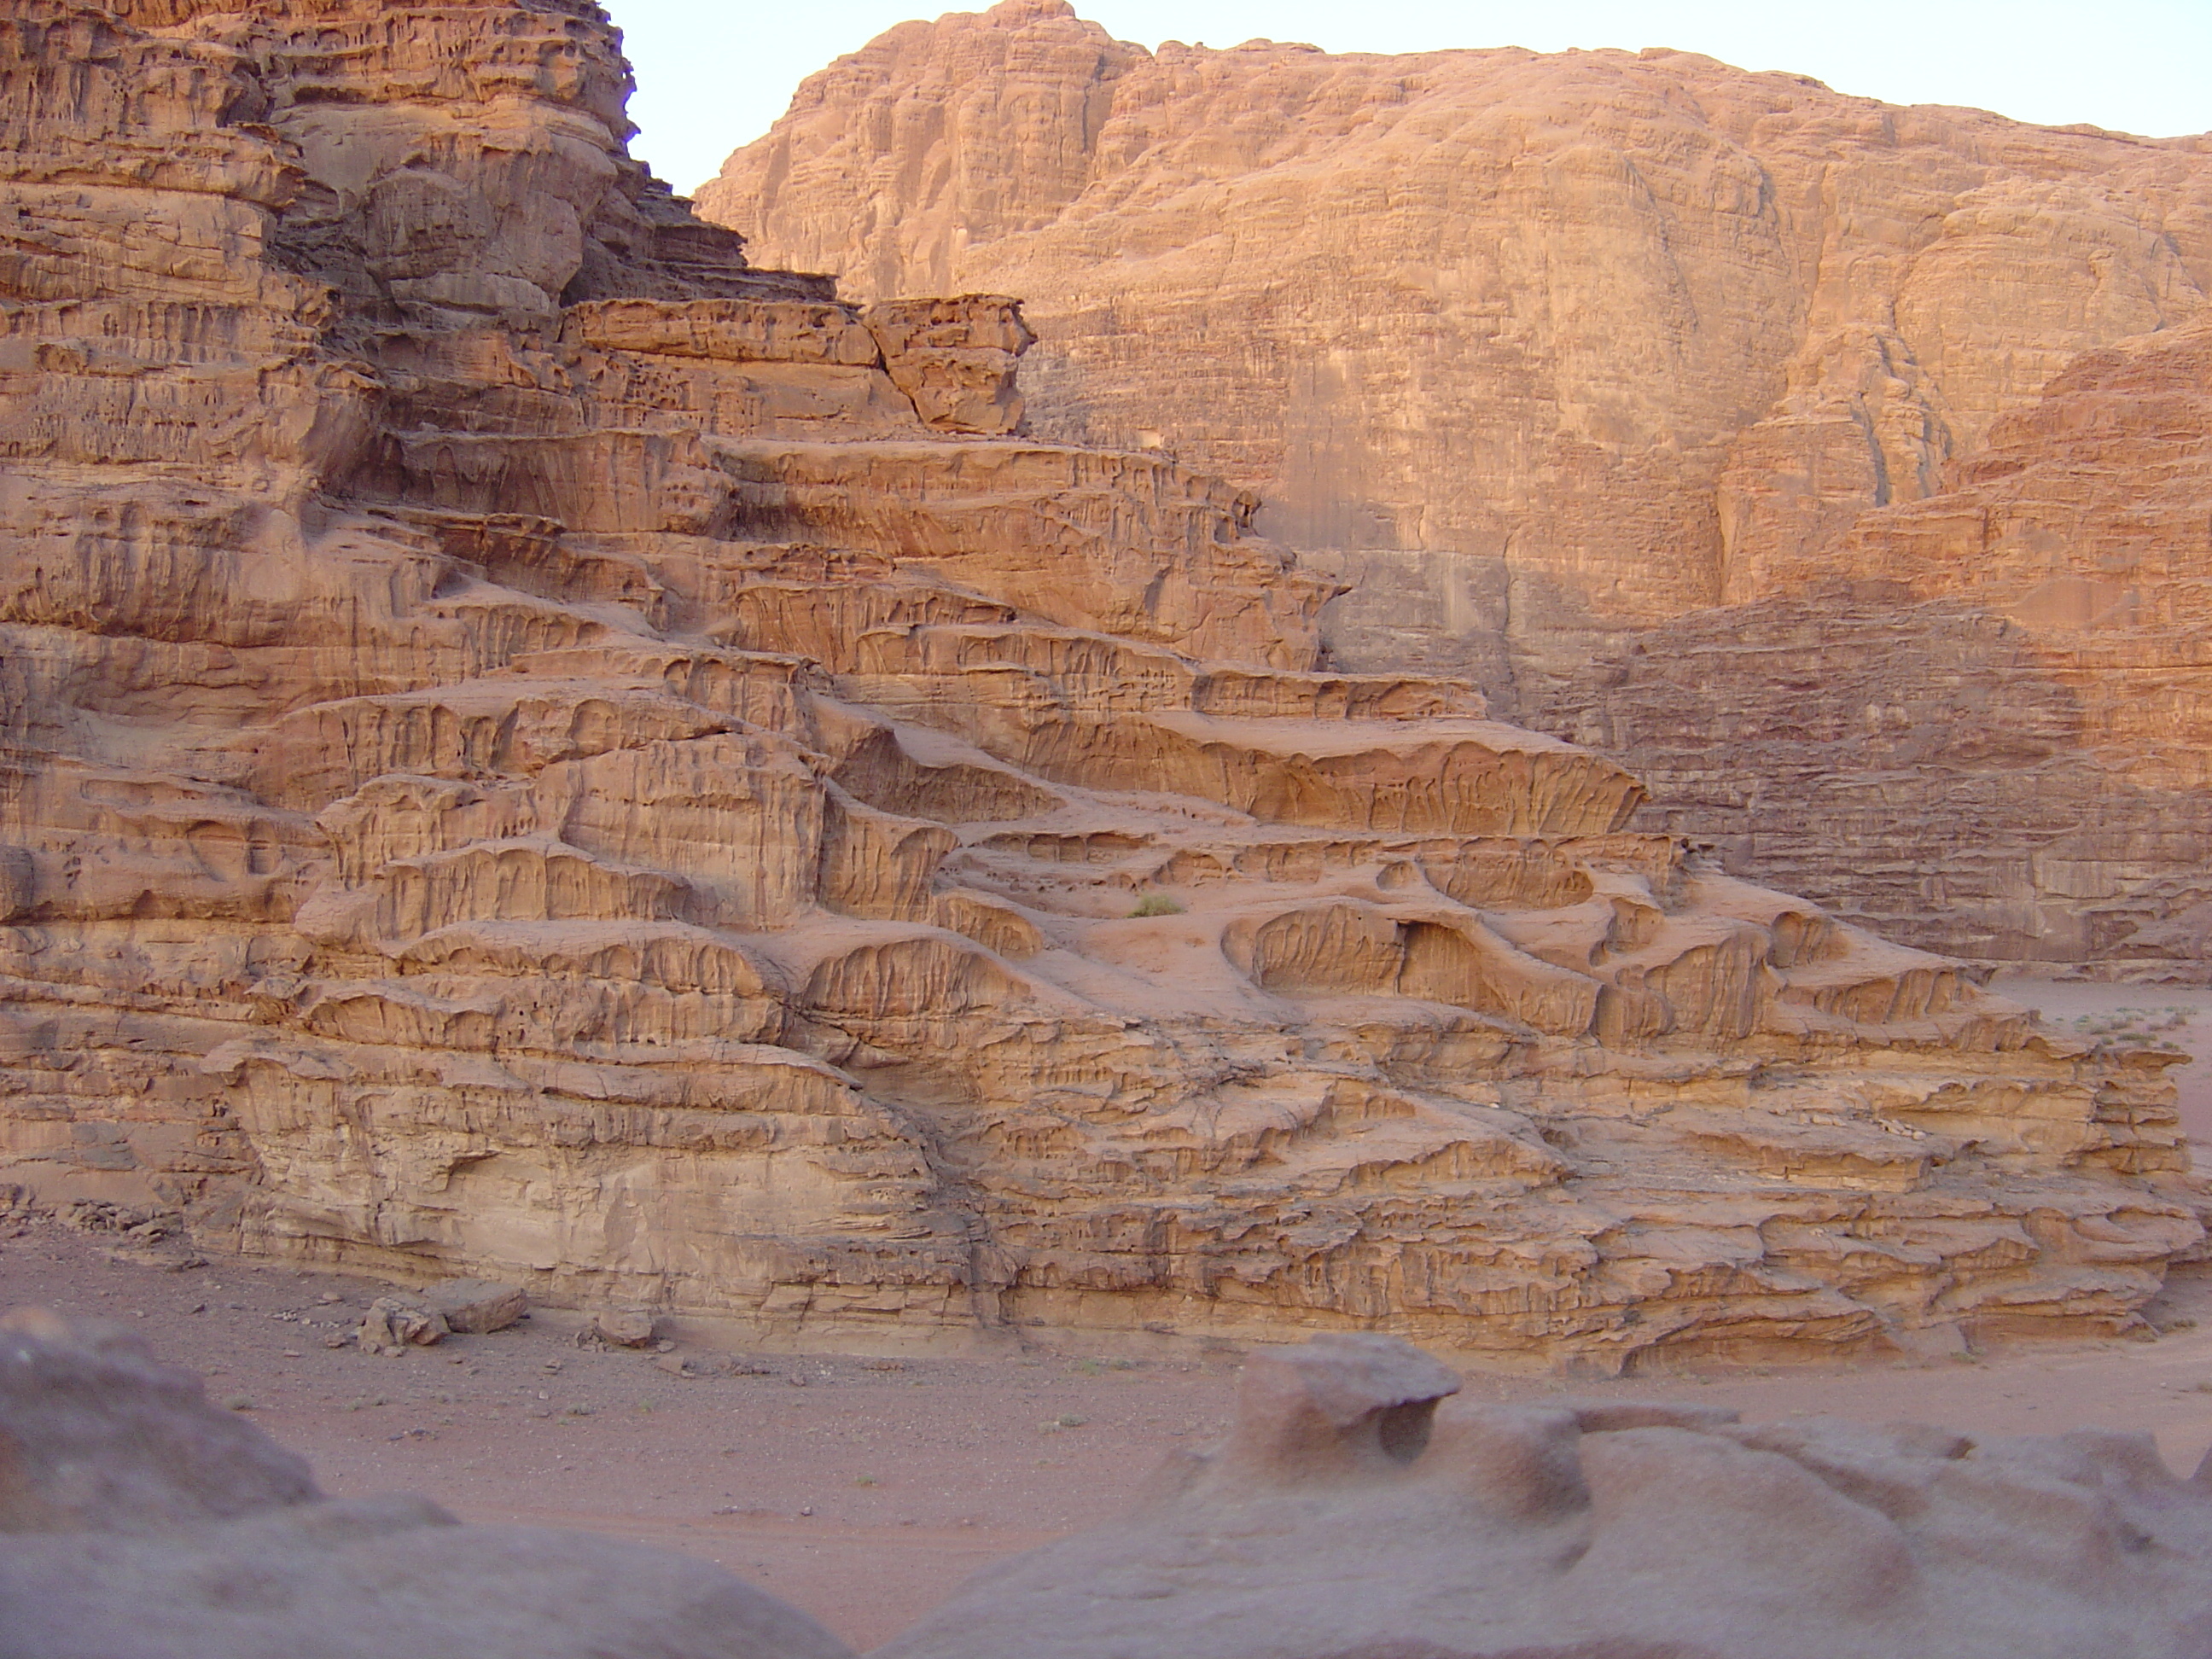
<box><xmin>0</xmin><ymin>0</ymin><xmax>2202</xmax><ymax>1370</ymax></box>
<box><xmin>699</xmin><ymin>0</ymin><xmax>2212</xmax><ymax>976</ymax></box>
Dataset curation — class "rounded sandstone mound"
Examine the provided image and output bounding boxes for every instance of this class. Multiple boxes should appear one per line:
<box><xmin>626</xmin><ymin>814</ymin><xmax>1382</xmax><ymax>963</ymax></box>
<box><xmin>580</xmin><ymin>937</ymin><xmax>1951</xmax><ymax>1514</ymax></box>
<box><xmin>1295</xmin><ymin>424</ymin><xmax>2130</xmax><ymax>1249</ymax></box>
<box><xmin>880</xmin><ymin>1332</ymin><xmax>2212</xmax><ymax>1659</ymax></box>
<box><xmin>0</xmin><ymin>1310</ymin><xmax>853</xmax><ymax>1659</ymax></box>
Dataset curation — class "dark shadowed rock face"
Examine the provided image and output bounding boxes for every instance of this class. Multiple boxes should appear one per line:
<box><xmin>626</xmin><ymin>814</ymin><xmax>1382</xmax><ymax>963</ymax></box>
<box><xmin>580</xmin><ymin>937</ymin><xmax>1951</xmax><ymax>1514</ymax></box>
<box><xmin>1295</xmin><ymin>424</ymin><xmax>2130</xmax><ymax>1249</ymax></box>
<box><xmin>0</xmin><ymin>1309</ymin><xmax>853</xmax><ymax>1659</ymax></box>
<box><xmin>879</xmin><ymin>1333</ymin><xmax>2212</xmax><ymax>1659</ymax></box>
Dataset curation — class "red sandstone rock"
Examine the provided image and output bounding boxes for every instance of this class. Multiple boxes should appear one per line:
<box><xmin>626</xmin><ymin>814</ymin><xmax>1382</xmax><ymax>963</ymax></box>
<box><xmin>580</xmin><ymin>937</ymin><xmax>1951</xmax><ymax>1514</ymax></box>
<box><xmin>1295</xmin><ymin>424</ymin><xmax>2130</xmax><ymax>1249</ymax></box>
<box><xmin>0</xmin><ymin>0</ymin><xmax>2202</xmax><ymax>1370</ymax></box>
<box><xmin>701</xmin><ymin>0</ymin><xmax>2212</xmax><ymax>975</ymax></box>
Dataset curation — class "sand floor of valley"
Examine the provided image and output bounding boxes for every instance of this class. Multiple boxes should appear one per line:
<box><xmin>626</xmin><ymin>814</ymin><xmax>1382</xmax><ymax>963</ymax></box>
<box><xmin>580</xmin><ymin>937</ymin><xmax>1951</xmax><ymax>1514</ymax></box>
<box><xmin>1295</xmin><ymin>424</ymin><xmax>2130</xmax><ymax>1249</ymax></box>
<box><xmin>1990</xmin><ymin>974</ymin><xmax>2212</xmax><ymax>1153</ymax></box>
<box><xmin>9</xmin><ymin>977</ymin><xmax>2212</xmax><ymax>1651</ymax></box>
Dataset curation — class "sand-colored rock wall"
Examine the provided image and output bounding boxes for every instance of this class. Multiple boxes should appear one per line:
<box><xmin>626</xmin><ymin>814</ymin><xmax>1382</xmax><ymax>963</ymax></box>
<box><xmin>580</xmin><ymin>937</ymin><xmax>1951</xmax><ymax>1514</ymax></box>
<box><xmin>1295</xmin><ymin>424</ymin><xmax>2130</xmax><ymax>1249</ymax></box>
<box><xmin>1549</xmin><ymin>315</ymin><xmax>2212</xmax><ymax>968</ymax></box>
<box><xmin>699</xmin><ymin>0</ymin><xmax>2212</xmax><ymax>975</ymax></box>
<box><xmin>0</xmin><ymin>0</ymin><xmax>2204</xmax><ymax>1370</ymax></box>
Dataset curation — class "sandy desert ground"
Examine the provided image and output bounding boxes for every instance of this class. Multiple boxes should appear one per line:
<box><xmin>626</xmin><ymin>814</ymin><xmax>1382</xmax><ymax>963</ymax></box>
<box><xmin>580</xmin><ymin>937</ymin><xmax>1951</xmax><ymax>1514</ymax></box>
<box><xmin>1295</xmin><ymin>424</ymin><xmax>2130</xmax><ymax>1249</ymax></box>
<box><xmin>1991</xmin><ymin>976</ymin><xmax>2212</xmax><ymax>1148</ymax></box>
<box><xmin>8</xmin><ymin>975</ymin><xmax>2212</xmax><ymax>1652</ymax></box>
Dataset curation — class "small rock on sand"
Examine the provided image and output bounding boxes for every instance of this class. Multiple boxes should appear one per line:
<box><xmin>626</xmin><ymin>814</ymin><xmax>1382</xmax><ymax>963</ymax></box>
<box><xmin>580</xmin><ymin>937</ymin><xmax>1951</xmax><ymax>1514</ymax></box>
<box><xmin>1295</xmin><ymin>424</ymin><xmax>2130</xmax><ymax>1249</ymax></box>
<box><xmin>424</xmin><ymin>1279</ymin><xmax>527</xmax><ymax>1335</ymax></box>
<box><xmin>591</xmin><ymin>1310</ymin><xmax>656</xmax><ymax>1348</ymax></box>
<box><xmin>359</xmin><ymin>1298</ymin><xmax>448</xmax><ymax>1354</ymax></box>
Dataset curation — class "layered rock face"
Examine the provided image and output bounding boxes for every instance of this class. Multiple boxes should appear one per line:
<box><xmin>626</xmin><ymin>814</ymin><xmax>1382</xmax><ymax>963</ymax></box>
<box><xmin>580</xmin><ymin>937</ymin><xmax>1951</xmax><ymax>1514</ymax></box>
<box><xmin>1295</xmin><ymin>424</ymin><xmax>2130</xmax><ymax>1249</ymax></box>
<box><xmin>699</xmin><ymin>0</ymin><xmax>2212</xmax><ymax>973</ymax></box>
<box><xmin>1553</xmin><ymin>316</ymin><xmax>2212</xmax><ymax>969</ymax></box>
<box><xmin>883</xmin><ymin>1333</ymin><xmax>2212</xmax><ymax>1659</ymax></box>
<box><xmin>0</xmin><ymin>0</ymin><xmax>2203</xmax><ymax>1368</ymax></box>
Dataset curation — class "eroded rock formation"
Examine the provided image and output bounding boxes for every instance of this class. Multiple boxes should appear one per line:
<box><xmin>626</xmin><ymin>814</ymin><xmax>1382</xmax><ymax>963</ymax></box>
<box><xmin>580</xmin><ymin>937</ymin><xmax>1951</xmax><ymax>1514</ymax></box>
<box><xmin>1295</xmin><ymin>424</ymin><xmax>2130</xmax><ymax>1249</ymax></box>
<box><xmin>700</xmin><ymin>0</ymin><xmax>2212</xmax><ymax>974</ymax></box>
<box><xmin>881</xmin><ymin>1332</ymin><xmax>2212</xmax><ymax>1659</ymax></box>
<box><xmin>1552</xmin><ymin>314</ymin><xmax>2212</xmax><ymax>969</ymax></box>
<box><xmin>0</xmin><ymin>1309</ymin><xmax>853</xmax><ymax>1658</ymax></box>
<box><xmin>0</xmin><ymin>0</ymin><xmax>2204</xmax><ymax>1367</ymax></box>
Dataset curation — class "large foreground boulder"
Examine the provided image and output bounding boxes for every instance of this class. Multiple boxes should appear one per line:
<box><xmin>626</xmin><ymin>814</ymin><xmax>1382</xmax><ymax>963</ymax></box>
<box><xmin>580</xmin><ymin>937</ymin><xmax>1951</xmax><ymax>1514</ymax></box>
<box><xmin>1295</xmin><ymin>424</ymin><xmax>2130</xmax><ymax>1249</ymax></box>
<box><xmin>0</xmin><ymin>1310</ymin><xmax>852</xmax><ymax>1659</ymax></box>
<box><xmin>878</xmin><ymin>1333</ymin><xmax>2212</xmax><ymax>1659</ymax></box>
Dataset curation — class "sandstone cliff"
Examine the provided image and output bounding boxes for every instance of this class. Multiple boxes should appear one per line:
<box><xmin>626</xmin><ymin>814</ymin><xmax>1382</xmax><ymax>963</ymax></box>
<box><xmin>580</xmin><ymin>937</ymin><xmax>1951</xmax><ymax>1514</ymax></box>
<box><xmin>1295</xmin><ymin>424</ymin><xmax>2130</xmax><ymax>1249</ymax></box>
<box><xmin>0</xmin><ymin>0</ymin><xmax>2203</xmax><ymax>1369</ymax></box>
<box><xmin>699</xmin><ymin>0</ymin><xmax>2212</xmax><ymax>975</ymax></box>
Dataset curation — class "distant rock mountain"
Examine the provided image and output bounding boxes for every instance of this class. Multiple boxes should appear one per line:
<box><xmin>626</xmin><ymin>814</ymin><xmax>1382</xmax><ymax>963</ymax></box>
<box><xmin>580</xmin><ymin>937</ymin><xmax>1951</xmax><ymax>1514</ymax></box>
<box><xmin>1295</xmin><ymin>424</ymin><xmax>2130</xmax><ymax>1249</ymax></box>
<box><xmin>699</xmin><ymin>0</ymin><xmax>2212</xmax><ymax>974</ymax></box>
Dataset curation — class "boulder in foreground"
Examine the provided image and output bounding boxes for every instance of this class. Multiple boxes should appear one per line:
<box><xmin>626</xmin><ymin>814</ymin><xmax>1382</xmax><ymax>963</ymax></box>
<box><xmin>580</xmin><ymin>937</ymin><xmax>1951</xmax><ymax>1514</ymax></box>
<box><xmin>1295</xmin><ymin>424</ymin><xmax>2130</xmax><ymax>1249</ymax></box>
<box><xmin>880</xmin><ymin>1332</ymin><xmax>2212</xmax><ymax>1659</ymax></box>
<box><xmin>0</xmin><ymin>1310</ymin><xmax>853</xmax><ymax>1659</ymax></box>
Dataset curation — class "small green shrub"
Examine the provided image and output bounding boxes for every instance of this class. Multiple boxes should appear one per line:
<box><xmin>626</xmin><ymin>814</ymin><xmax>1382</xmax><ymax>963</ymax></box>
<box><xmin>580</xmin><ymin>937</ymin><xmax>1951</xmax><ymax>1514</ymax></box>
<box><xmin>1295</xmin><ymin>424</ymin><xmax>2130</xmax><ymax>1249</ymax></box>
<box><xmin>1129</xmin><ymin>894</ymin><xmax>1183</xmax><ymax>918</ymax></box>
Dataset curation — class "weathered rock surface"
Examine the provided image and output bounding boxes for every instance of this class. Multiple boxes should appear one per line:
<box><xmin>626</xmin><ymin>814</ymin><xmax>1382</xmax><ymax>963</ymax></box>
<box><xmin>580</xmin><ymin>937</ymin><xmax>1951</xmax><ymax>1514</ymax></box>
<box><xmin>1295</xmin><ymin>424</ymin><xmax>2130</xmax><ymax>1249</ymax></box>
<box><xmin>879</xmin><ymin>1331</ymin><xmax>2212</xmax><ymax>1659</ymax></box>
<box><xmin>358</xmin><ymin>1295</ymin><xmax>449</xmax><ymax>1354</ymax></box>
<box><xmin>592</xmin><ymin>1308</ymin><xmax>659</xmax><ymax>1348</ymax></box>
<box><xmin>701</xmin><ymin>0</ymin><xmax>2212</xmax><ymax>975</ymax></box>
<box><xmin>426</xmin><ymin>1277</ymin><xmax>530</xmax><ymax>1333</ymax></box>
<box><xmin>0</xmin><ymin>0</ymin><xmax>2204</xmax><ymax>1367</ymax></box>
<box><xmin>1552</xmin><ymin>314</ymin><xmax>2212</xmax><ymax>971</ymax></box>
<box><xmin>0</xmin><ymin>1310</ymin><xmax>853</xmax><ymax>1659</ymax></box>
<box><xmin>0</xmin><ymin>1305</ymin><xmax>318</xmax><ymax>1532</ymax></box>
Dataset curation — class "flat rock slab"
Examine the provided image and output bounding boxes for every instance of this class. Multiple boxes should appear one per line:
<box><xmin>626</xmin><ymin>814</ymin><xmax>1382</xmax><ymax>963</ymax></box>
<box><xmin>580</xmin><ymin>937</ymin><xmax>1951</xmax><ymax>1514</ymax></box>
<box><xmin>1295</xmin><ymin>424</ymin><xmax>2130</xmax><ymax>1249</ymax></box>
<box><xmin>425</xmin><ymin>1279</ymin><xmax>528</xmax><ymax>1335</ymax></box>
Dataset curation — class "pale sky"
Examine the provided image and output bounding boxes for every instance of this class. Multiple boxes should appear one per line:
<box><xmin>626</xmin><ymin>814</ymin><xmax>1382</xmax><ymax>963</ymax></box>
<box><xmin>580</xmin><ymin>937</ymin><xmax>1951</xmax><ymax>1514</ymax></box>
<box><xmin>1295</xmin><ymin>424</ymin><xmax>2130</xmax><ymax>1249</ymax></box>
<box><xmin>612</xmin><ymin>1</ymin><xmax>2212</xmax><ymax>195</ymax></box>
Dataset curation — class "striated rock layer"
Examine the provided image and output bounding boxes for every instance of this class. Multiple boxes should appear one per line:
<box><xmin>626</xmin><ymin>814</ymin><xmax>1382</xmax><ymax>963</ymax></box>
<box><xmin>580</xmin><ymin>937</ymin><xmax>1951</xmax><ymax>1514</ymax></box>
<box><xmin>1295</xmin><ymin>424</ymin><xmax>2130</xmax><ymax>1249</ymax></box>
<box><xmin>700</xmin><ymin>0</ymin><xmax>2212</xmax><ymax>975</ymax></box>
<box><xmin>1551</xmin><ymin>315</ymin><xmax>2212</xmax><ymax>973</ymax></box>
<box><xmin>0</xmin><ymin>0</ymin><xmax>2204</xmax><ymax>1369</ymax></box>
